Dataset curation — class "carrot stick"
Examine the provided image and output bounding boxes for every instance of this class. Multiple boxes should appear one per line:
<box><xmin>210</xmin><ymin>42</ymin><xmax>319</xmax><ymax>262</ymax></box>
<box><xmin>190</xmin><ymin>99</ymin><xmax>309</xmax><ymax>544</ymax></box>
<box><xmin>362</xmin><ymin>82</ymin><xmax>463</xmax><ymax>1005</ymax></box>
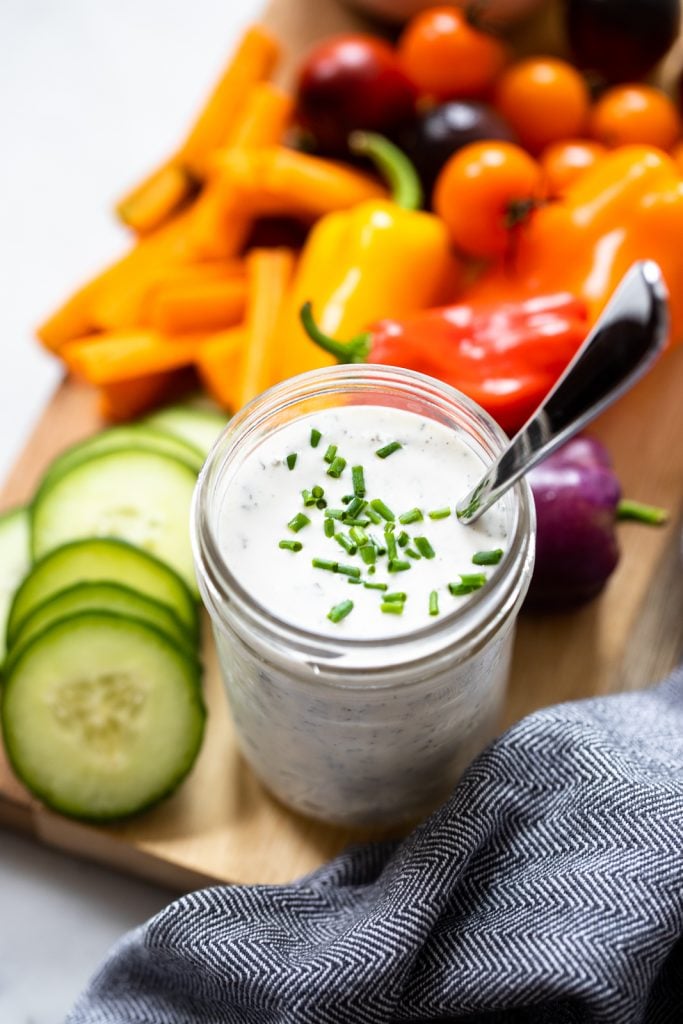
<box><xmin>98</xmin><ymin>367</ymin><xmax>196</xmax><ymax>421</ymax></box>
<box><xmin>228</xmin><ymin>82</ymin><xmax>293</xmax><ymax>149</ymax></box>
<box><xmin>147</xmin><ymin>277</ymin><xmax>248</xmax><ymax>334</ymax></box>
<box><xmin>62</xmin><ymin>329</ymin><xmax>203</xmax><ymax>385</ymax></box>
<box><xmin>238</xmin><ymin>248</ymin><xmax>295</xmax><ymax>407</ymax></box>
<box><xmin>195</xmin><ymin>328</ymin><xmax>246</xmax><ymax>411</ymax></box>
<box><xmin>117</xmin><ymin>164</ymin><xmax>196</xmax><ymax>235</ymax></box>
<box><xmin>150</xmin><ymin>259</ymin><xmax>245</xmax><ymax>289</ymax></box>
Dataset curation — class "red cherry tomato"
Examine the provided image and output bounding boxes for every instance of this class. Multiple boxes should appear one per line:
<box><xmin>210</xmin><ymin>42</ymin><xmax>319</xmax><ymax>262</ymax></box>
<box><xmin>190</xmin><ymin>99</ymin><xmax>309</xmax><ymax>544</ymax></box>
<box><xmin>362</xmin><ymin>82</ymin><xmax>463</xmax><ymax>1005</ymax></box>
<box><xmin>296</xmin><ymin>34</ymin><xmax>417</xmax><ymax>154</ymax></box>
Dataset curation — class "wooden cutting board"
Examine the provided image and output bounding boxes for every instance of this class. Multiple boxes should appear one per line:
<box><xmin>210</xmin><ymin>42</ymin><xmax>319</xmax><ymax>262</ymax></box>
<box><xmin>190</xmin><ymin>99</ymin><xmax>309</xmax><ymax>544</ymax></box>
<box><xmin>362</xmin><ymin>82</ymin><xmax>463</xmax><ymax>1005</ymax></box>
<box><xmin>1</xmin><ymin>0</ymin><xmax>682</xmax><ymax>891</ymax></box>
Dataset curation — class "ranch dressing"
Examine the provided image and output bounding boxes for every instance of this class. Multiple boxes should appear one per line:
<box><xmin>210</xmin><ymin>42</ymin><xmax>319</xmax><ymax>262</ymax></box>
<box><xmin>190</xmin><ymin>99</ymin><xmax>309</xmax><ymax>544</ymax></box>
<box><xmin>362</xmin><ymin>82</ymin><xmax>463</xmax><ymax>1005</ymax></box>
<box><xmin>219</xmin><ymin>405</ymin><xmax>508</xmax><ymax>640</ymax></box>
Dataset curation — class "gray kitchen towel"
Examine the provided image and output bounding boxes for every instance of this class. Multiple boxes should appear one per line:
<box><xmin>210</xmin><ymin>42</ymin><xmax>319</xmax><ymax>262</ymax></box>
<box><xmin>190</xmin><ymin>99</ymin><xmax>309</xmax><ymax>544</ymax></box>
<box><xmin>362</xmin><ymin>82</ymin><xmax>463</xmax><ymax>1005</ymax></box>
<box><xmin>67</xmin><ymin>666</ymin><xmax>683</xmax><ymax>1024</ymax></box>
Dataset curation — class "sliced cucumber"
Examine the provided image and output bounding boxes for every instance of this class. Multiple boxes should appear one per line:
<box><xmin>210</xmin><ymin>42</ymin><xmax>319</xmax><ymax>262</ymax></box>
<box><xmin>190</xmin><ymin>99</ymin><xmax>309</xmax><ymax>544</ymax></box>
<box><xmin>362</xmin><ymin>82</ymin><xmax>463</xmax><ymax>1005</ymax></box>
<box><xmin>7</xmin><ymin>538</ymin><xmax>197</xmax><ymax>647</ymax></box>
<box><xmin>41</xmin><ymin>425</ymin><xmax>204</xmax><ymax>492</ymax></box>
<box><xmin>31</xmin><ymin>448</ymin><xmax>198</xmax><ymax>595</ymax></box>
<box><xmin>2</xmin><ymin>612</ymin><xmax>205</xmax><ymax>821</ymax></box>
<box><xmin>0</xmin><ymin>508</ymin><xmax>31</xmax><ymax>663</ymax></box>
<box><xmin>143</xmin><ymin>404</ymin><xmax>227</xmax><ymax>458</ymax></box>
<box><xmin>8</xmin><ymin>582</ymin><xmax>197</xmax><ymax>668</ymax></box>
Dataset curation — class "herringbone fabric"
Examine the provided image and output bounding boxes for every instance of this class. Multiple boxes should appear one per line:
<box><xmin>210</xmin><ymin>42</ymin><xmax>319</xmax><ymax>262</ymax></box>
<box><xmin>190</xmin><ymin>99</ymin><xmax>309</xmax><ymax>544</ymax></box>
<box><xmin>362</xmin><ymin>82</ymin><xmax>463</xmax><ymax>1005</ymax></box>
<box><xmin>68</xmin><ymin>667</ymin><xmax>683</xmax><ymax>1024</ymax></box>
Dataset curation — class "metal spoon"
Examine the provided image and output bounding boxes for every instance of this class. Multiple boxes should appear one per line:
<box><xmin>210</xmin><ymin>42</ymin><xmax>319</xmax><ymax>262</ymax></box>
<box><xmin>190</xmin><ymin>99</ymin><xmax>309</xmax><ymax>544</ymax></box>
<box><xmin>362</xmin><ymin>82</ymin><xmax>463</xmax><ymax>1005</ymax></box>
<box><xmin>456</xmin><ymin>260</ymin><xmax>669</xmax><ymax>525</ymax></box>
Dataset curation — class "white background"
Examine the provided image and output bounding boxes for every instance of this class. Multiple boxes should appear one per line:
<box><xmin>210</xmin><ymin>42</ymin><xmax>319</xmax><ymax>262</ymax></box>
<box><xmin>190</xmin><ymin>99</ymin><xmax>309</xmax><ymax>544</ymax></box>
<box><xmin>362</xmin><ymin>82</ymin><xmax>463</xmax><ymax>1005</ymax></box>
<box><xmin>0</xmin><ymin>1</ymin><xmax>261</xmax><ymax>1019</ymax></box>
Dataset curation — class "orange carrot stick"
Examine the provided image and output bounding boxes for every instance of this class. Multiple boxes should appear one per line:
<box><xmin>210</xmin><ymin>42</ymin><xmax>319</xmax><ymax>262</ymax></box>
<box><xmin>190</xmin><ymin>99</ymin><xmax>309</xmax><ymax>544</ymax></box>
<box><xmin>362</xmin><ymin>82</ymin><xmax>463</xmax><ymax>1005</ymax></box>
<box><xmin>147</xmin><ymin>277</ymin><xmax>248</xmax><ymax>334</ymax></box>
<box><xmin>62</xmin><ymin>329</ymin><xmax>203</xmax><ymax>385</ymax></box>
<box><xmin>117</xmin><ymin>164</ymin><xmax>196</xmax><ymax>235</ymax></box>
<box><xmin>195</xmin><ymin>328</ymin><xmax>246</xmax><ymax>411</ymax></box>
<box><xmin>238</xmin><ymin>248</ymin><xmax>295</xmax><ymax>407</ymax></box>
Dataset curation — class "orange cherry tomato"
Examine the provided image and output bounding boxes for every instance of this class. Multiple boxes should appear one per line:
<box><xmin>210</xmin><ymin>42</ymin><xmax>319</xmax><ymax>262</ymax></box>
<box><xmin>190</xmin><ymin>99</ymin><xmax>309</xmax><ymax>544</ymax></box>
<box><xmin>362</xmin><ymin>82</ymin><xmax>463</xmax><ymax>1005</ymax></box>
<box><xmin>398</xmin><ymin>7</ymin><xmax>508</xmax><ymax>100</ymax></box>
<box><xmin>540</xmin><ymin>140</ymin><xmax>607</xmax><ymax>195</ymax></box>
<box><xmin>672</xmin><ymin>141</ymin><xmax>683</xmax><ymax>174</ymax></box>
<box><xmin>434</xmin><ymin>141</ymin><xmax>544</xmax><ymax>259</ymax></box>
<box><xmin>494</xmin><ymin>58</ymin><xmax>591</xmax><ymax>154</ymax></box>
<box><xmin>589</xmin><ymin>85</ymin><xmax>681</xmax><ymax>150</ymax></box>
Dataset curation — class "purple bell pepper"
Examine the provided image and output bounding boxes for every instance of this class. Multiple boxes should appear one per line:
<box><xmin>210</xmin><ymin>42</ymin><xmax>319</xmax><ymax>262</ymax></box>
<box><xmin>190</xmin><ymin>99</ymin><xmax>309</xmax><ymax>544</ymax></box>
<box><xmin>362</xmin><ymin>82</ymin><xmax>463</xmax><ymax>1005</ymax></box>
<box><xmin>526</xmin><ymin>436</ymin><xmax>667</xmax><ymax>609</ymax></box>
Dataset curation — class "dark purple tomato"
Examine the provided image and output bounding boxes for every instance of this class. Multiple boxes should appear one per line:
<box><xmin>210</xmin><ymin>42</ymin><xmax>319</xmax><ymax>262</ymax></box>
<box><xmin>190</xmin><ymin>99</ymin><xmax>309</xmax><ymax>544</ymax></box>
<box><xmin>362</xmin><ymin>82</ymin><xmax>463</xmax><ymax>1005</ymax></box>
<box><xmin>296</xmin><ymin>34</ymin><xmax>417</xmax><ymax>154</ymax></box>
<box><xmin>566</xmin><ymin>0</ymin><xmax>681</xmax><ymax>84</ymax></box>
<box><xmin>394</xmin><ymin>101</ymin><xmax>516</xmax><ymax>200</ymax></box>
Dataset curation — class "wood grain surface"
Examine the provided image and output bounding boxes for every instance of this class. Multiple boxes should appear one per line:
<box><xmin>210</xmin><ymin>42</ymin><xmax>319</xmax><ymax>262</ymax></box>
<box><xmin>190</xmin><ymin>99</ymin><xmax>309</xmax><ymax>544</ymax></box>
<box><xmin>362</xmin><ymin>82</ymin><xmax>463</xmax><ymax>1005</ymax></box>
<box><xmin>1</xmin><ymin>0</ymin><xmax>682</xmax><ymax>890</ymax></box>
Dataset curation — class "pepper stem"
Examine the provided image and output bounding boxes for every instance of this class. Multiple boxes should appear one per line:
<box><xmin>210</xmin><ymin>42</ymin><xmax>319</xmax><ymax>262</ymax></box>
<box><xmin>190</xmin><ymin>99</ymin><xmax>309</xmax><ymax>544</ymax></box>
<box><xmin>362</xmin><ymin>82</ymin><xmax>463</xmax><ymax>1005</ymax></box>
<box><xmin>616</xmin><ymin>499</ymin><xmax>669</xmax><ymax>526</ymax></box>
<box><xmin>299</xmin><ymin>302</ymin><xmax>371</xmax><ymax>364</ymax></box>
<box><xmin>349</xmin><ymin>131</ymin><xmax>423</xmax><ymax>211</ymax></box>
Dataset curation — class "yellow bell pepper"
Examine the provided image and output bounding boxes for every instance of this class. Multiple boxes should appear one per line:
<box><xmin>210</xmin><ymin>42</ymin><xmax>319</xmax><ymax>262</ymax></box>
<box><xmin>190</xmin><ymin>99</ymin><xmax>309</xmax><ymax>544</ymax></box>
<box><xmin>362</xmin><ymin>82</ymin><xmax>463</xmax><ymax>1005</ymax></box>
<box><xmin>276</xmin><ymin>133</ymin><xmax>461</xmax><ymax>381</ymax></box>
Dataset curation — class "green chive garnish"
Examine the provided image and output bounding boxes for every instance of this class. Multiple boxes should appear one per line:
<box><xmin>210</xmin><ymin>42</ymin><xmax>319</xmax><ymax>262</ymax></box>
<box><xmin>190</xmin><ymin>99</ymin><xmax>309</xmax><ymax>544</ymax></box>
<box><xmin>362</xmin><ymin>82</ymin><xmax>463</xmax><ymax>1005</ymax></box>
<box><xmin>398</xmin><ymin>507</ymin><xmax>423</xmax><ymax>525</ymax></box>
<box><xmin>313</xmin><ymin>558</ymin><xmax>338</xmax><ymax>572</ymax></box>
<box><xmin>376</xmin><ymin>441</ymin><xmax>402</xmax><ymax>459</ymax></box>
<box><xmin>344</xmin><ymin>517</ymin><xmax>370</xmax><ymax>528</ymax></box>
<box><xmin>428</xmin><ymin>507</ymin><xmax>451</xmax><ymax>520</ymax></box>
<box><xmin>347</xmin><ymin>577</ymin><xmax>362</xmax><ymax>585</ymax></box>
<box><xmin>324</xmin><ymin>518</ymin><xmax>335</xmax><ymax>538</ymax></box>
<box><xmin>429</xmin><ymin>590</ymin><xmax>439</xmax><ymax>616</ymax></box>
<box><xmin>405</xmin><ymin>547</ymin><xmax>421</xmax><ymax>559</ymax></box>
<box><xmin>380</xmin><ymin>602</ymin><xmax>404</xmax><ymax>614</ymax></box>
<box><xmin>384</xmin><ymin>592</ymin><xmax>406</xmax><ymax>604</ymax></box>
<box><xmin>448</xmin><ymin>573</ymin><xmax>487</xmax><ymax>596</ymax></box>
<box><xmin>414</xmin><ymin>536</ymin><xmax>435</xmax><ymax>559</ymax></box>
<box><xmin>369</xmin><ymin>533</ymin><xmax>387</xmax><ymax>556</ymax></box>
<box><xmin>286</xmin><ymin>453</ymin><xmax>297</xmax><ymax>471</ymax></box>
<box><xmin>349</xmin><ymin>525</ymin><xmax>368</xmax><ymax>546</ymax></box>
<box><xmin>370</xmin><ymin>498</ymin><xmax>395</xmax><ymax>521</ymax></box>
<box><xmin>316</xmin><ymin>499</ymin><xmax>327</xmax><ymax>509</ymax></box>
<box><xmin>385</xmin><ymin>530</ymin><xmax>398</xmax><ymax>562</ymax></box>
<box><xmin>616</xmin><ymin>499</ymin><xmax>669</xmax><ymax>525</ymax></box>
<box><xmin>364</xmin><ymin>581</ymin><xmax>387</xmax><ymax>591</ymax></box>
<box><xmin>345</xmin><ymin>496</ymin><xmax>366</xmax><ymax>519</ymax></box>
<box><xmin>335</xmin><ymin>532</ymin><xmax>357</xmax><ymax>555</ymax></box>
<box><xmin>288</xmin><ymin>513</ymin><xmax>310</xmax><ymax>533</ymax></box>
<box><xmin>323</xmin><ymin>444</ymin><xmax>338</xmax><ymax>464</ymax></box>
<box><xmin>310</xmin><ymin>428</ymin><xmax>321</xmax><ymax>448</ymax></box>
<box><xmin>397</xmin><ymin>531</ymin><xmax>410</xmax><ymax>548</ymax></box>
<box><xmin>279</xmin><ymin>540</ymin><xmax>302</xmax><ymax>552</ymax></box>
<box><xmin>341</xmin><ymin>494</ymin><xmax>354</xmax><ymax>504</ymax></box>
<box><xmin>337</xmin><ymin>563</ymin><xmax>361</xmax><ymax>578</ymax></box>
<box><xmin>365</xmin><ymin>505</ymin><xmax>382</xmax><ymax>524</ymax></box>
<box><xmin>368</xmin><ymin>565</ymin><xmax>377</xmax><ymax>575</ymax></box>
<box><xmin>388</xmin><ymin>559</ymin><xmax>411</xmax><ymax>573</ymax></box>
<box><xmin>472</xmin><ymin>549</ymin><xmax>504</xmax><ymax>566</ymax></box>
<box><xmin>325</xmin><ymin>508</ymin><xmax>345</xmax><ymax>520</ymax></box>
<box><xmin>327</xmin><ymin>457</ymin><xmax>347</xmax><ymax>478</ymax></box>
<box><xmin>302</xmin><ymin>490</ymin><xmax>316</xmax><ymax>507</ymax></box>
<box><xmin>359</xmin><ymin>544</ymin><xmax>377</xmax><ymax>565</ymax></box>
<box><xmin>328</xmin><ymin>599</ymin><xmax>353</xmax><ymax>623</ymax></box>
<box><xmin>352</xmin><ymin>465</ymin><xmax>366</xmax><ymax>497</ymax></box>
<box><xmin>312</xmin><ymin>485</ymin><xmax>324</xmax><ymax>499</ymax></box>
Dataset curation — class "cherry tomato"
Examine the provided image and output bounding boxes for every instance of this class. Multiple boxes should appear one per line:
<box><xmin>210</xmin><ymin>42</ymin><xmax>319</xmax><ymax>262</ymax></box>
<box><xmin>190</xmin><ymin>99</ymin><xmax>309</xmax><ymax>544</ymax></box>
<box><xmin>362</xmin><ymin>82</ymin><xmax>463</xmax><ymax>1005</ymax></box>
<box><xmin>494</xmin><ymin>58</ymin><xmax>591</xmax><ymax>154</ymax></box>
<box><xmin>397</xmin><ymin>7</ymin><xmax>508</xmax><ymax>100</ymax></box>
<box><xmin>540</xmin><ymin>140</ymin><xmax>607</xmax><ymax>195</ymax></box>
<box><xmin>296</xmin><ymin>35</ymin><xmax>417</xmax><ymax>154</ymax></box>
<box><xmin>434</xmin><ymin>141</ymin><xmax>544</xmax><ymax>259</ymax></box>
<box><xmin>589</xmin><ymin>85</ymin><xmax>681</xmax><ymax>150</ymax></box>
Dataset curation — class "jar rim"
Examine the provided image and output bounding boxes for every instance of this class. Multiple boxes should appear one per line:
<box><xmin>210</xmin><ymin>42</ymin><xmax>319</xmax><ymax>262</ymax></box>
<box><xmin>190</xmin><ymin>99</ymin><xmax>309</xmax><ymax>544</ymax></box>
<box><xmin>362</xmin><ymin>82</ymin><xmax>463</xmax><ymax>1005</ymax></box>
<box><xmin>192</xmin><ymin>364</ymin><xmax>535</xmax><ymax>675</ymax></box>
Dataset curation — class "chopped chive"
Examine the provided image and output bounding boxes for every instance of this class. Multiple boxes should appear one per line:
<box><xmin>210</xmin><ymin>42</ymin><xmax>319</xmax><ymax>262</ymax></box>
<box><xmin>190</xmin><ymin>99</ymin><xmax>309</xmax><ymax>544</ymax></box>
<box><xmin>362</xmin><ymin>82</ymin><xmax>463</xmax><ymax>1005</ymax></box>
<box><xmin>359</xmin><ymin>544</ymin><xmax>377</xmax><ymax>565</ymax></box>
<box><xmin>312</xmin><ymin>485</ymin><xmax>324</xmax><ymax>499</ymax></box>
<box><xmin>384</xmin><ymin>592</ymin><xmax>407</xmax><ymax>603</ymax></box>
<box><xmin>352</xmin><ymin>465</ymin><xmax>366</xmax><ymax>497</ymax></box>
<box><xmin>380</xmin><ymin>602</ymin><xmax>404</xmax><ymax>614</ymax></box>
<box><xmin>286</xmin><ymin>453</ymin><xmax>297</xmax><ymax>471</ymax></box>
<box><xmin>428</xmin><ymin>507</ymin><xmax>451</xmax><ymax>520</ymax></box>
<box><xmin>429</xmin><ymin>590</ymin><xmax>439</xmax><ymax>616</ymax></box>
<box><xmin>323</xmin><ymin>444</ymin><xmax>338</xmax><ymax>464</ymax></box>
<box><xmin>345</xmin><ymin>496</ymin><xmax>366</xmax><ymax>519</ymax></box>
<box><xmin>376</xmin><ymin>441</ymin><xmax>402</xmax><ymax>459</ymax></box>
<box><xmin>616</xmin><ymin>499</ymin><xmax>669</xmax><ymax>525</ymax></box>
<box><xmin>385</xmin><ymin>530</ymin><xmax>398</xmax><ymax>561</ymax></box>
<box><xmin>368</xmin><ymin>565</ymin><xmax>377</xmax><ymax>575</ymax></box>
<box><xmin>310</xmin><ymin>428</ymin><xmax>321</xmax><ymax>448</ymax></box>
<box><xmin>350</xmin><ymin>526</ymin><xmax>368</xmax><ymax>546</ymax></box>
<box><xmin>302</xmin><ymin>490</ymin><xmax>316</xmax><ymax>507</ymax></box>
<box><xmin>405</xmin><ymin>547</ymin><xmax>421</xmax><ymax>559</ymax></box>
<box><xmin>414</xmin><ymin>536</ymin><xmax>435</xmax><ymax>559</ymax></box>
<box><xmin>342</xmin><ymin>494</ymin><xmax>354</xmax><ymax>504</ymax></box>
<box><xmin>399</xmin><ymin>507</ymin><xmax>423</xmax><ymax>525</ymax></box>
<box><xmin>325</xmin><ymin>508</ymin><xmax>345</xmax><ymax>520</ymax></box>
<box><xmin>460</xmin><ymin>573</ymin><xmax>487</xmax><ymax>586</ymax></box>
<box><xmin>327</xmin><ymin>457</ymin><xmax>347</xmax><ymax>478</ymax></box>
<box><xmin>397</xmin><ymin>531</ymin><xmax>410</xmax><ymax>548</ymax></box>
<box><xmin>288</xmin><ymin>513</ymin><xmax>310</xmax><ymax>533</ymax></box>
<box><xmin>388</xmin><ymin>559</ymin><xmax>411</xmax><ymax>573</ymax></box>
<box><xmin>370</xmin><ymin>498</ymin><xmax>395</xmax><ymax>521</ymax></box>
<box><xmin>328</xmin><ymin>599</ymin><xmax>353</xmax><ymax>623</ymax></box>
<box><xmin>343</xmin><ymin>517</ymin><xmax>370</xmax><ymax>527</ymax></box>
<box><xmin>365</xmin><ymin>505</ymin><xmax>382</xmax><ymax>524</ymax></box>
<box><xmin>335</xmin><ymin>532</ymin><xmax>357</xmax><ymax>556</ymax></box>
<box><xmin>369</xmin><ymin>532</ymin><xmax>387</xmax><ymax>556</ymax></box>
<box><xmin>472</xmin><ymin>549</ymin><xmax>504</xmax><ymax>566</ymax></box>
<box><xmin>316</xmin><ymin>499</ymin><xmax>328</xmax><ymax>509</ymax></box>
<box><xmin>279</xmin><ymin>540</ymin><xmax>302</xmax><ymax>552</ymax></box>
<box><xmin>323</xmin><ymin>518</ymin><xmax>335</xmax><ymax>538</ymax></box>
<box><xmin>313</xmin><ymin>558</ymin><xmax>338</xmax><ymax>572</ymax></box>
<box><xmin>364</xmin><ymin>581</ymin><xmax>387</xmax><ymax>591</ymax></box>
<box><xmin>337</xmin><ymin>563</ymin><xmax>361</xmax><ymax>578</ymax></box>
<box><xmin>347</xmin><ymin>577</ymin><xmax>362</xmax><ymax>585</ymax></box>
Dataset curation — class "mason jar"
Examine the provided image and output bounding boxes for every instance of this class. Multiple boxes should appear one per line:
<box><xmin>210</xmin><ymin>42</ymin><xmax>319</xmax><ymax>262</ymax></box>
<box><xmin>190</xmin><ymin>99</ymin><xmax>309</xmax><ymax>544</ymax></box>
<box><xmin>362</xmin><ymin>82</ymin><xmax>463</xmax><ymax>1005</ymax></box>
<box><xmin>192</xmin><ymin>365</ymin><xmax>535</xmax><ymax>827</ymax></box>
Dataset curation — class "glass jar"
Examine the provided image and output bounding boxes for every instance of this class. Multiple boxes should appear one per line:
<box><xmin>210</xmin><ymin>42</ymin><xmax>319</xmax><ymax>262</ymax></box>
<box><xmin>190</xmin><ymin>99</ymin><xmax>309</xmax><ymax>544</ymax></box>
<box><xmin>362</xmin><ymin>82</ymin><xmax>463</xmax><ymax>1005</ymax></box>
<box><xmin>192</xmin><ymin>366</ymin><xmax>535</xmax><ymax>827</ymax></box>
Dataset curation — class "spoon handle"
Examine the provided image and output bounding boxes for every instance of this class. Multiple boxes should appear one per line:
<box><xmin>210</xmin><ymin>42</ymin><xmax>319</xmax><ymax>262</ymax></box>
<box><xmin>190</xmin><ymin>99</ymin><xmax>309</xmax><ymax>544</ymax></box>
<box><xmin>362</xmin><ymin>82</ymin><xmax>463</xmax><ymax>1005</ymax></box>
<box><xmin>456</xmin><ymin>260</ymin><xmax>669</xmax><ymax>525</ymax></box>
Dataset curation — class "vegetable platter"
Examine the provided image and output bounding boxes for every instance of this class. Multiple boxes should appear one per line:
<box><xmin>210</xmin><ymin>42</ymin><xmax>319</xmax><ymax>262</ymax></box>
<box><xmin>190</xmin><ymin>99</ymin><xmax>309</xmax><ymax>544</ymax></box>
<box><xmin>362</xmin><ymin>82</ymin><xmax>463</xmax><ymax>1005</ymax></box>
<box><xmin>1</xmin><ymin>0</ymin><xmax>682</xmax><ymax>889</ymax></box>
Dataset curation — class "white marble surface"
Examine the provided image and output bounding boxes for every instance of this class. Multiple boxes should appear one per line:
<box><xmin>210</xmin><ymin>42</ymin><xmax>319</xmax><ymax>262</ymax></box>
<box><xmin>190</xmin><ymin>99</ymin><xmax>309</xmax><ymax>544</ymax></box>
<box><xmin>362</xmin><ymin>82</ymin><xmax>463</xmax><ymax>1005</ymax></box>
<box><xmin>0</xmin><ymin>0</ymin><xmax>261</xmax><ymax>1018</ymax></box>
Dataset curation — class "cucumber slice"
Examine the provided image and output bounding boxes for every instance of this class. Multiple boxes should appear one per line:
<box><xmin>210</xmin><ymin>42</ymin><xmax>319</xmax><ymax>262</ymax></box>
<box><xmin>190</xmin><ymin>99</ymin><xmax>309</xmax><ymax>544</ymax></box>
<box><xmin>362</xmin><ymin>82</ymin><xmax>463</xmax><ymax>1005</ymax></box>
<box><xmin>31</xmin><ymin>448</ymin><xmax>198</xmax><ymax>594</ymax></box>
<box><xmin>0</xmin><ymin>508</ymin><xmax>31</xmax><ymax>663</ymax></box>
<box><xmin>143</xmin><ymin>404</ymin><xmax>227</xmax><ymax>458</ymax></box>
<box><xmin>8</xmin><ymin>582</ymin><xmax>197</xmax><ymax>668</ymax></box>
<box><xmin>41</xmin><ymin>425</ymin><xmax>203</xmax><ymax>491</ymax></box>
<box><xmin>2</xmin><ymin>612</ymin><xmax>205</xmax><ymax>821</ymax></box>
<box><xmin>7</xmin><ymin>538</ymin><xmax>197</xmax><ymax>647</ymax></box>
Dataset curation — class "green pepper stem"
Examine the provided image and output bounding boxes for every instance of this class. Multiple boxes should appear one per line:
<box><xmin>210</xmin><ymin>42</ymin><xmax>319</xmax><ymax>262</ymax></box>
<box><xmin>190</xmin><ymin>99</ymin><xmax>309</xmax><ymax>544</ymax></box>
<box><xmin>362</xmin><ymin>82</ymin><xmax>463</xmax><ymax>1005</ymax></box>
<box><xmin>300</xmin><ymin>302</ymin><xmax>371</xmax><ymax>364</ymax></box>
<box><xmin>349</xmin><ymin>131</ymin><xmax>423</xmax><ymax>211</ymax></box>
<box><xmin>616</xmin><ymin>499</ymin><xmax>669</xmax><ymax>526</ymax></box>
